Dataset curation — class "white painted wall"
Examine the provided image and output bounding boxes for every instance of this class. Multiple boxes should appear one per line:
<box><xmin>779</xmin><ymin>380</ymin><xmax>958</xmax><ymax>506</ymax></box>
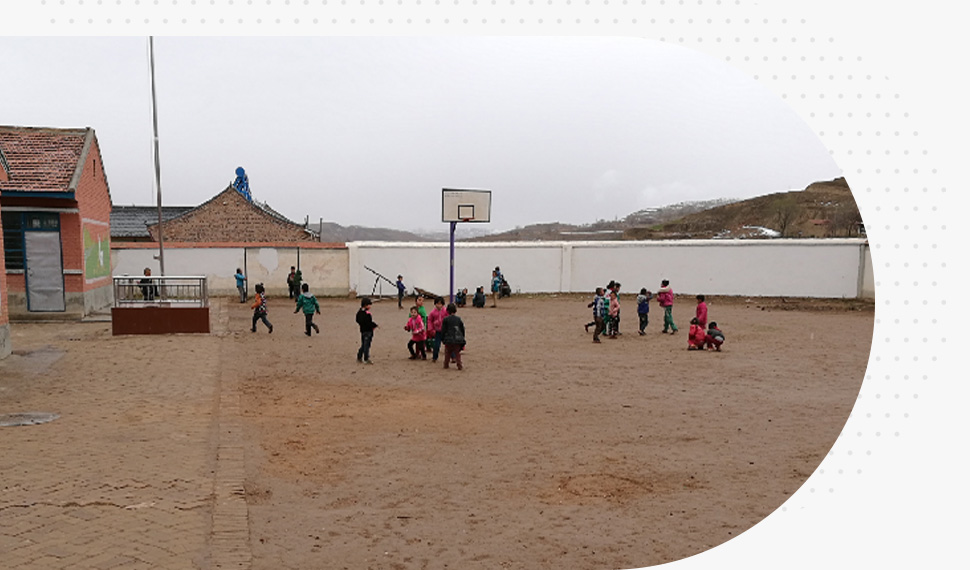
<box><xmin>111</xmin><ymin>246</ymin><xmax>349</xmax><ymax>298</ymax></box>
<box><xmin>113</xmin><ymin>240</ymin><xmax>872</xmax><ymax>299</ymax></box>
<box><xmin>861</xmin><ymin>243</ymin><xmax>875</xmax><ymax>299</ymax></box>
<box><xmin>350</xmin><ymin>239</ymin><xmax>872</xmax><ymax>299</ymax></box>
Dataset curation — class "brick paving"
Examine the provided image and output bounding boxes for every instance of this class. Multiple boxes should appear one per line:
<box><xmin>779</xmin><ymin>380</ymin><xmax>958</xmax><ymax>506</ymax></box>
<box><xmin>0</xmin><ymin>299</ymin><xmax>250</xmax><ymax>569</ymax></box>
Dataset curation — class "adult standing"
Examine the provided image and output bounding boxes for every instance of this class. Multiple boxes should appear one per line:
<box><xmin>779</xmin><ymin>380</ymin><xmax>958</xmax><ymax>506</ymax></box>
<box><xmin>234</xmin><ymin>267</ymin><xmax>247</xmax><ymax>303</ymax></box>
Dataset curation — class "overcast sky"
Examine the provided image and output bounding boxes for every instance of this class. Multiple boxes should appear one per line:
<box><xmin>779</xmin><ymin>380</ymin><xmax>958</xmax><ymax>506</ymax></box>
<box><xmin>2</xmin><ymin>36</ymin><xmax>841</xmax><ymax>233</ymax></box>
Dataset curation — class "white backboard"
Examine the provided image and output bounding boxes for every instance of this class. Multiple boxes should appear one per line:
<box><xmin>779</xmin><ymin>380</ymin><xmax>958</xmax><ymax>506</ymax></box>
<box><xmin>442</xmin><ymin>189</ymin><xmax>491</xmax><ymax>223</ymax></box>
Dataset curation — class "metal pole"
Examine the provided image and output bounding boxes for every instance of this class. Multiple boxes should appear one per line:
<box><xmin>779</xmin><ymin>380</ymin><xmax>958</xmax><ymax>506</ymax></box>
<box><xmin>149</xmin><ymin>36</ymin><xmax>165</xmax><ymax>276</ymax></box>
<box><xmin>449</xmin><ymin>221</ymin><xmax>456</xmax><ymax>303</ymax></box>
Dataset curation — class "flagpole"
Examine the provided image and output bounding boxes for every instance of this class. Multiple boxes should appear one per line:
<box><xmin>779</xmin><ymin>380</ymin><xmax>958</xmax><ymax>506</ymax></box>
<box><xmin>149</xmin><ymin>36</ymin><xmax>165</xmax><ymax>276</ymax></box>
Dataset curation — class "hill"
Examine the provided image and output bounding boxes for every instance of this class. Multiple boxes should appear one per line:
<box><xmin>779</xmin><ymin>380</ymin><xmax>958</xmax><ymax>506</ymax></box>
<box><xmin>467</xmin><ymin>178</ymin><xmax>861</xmax><ymax>242</ymax></box>
<box><xmin>626</xmin><ymin>177</ymin><xmax>861</xmax><ymax>240</ymax></box>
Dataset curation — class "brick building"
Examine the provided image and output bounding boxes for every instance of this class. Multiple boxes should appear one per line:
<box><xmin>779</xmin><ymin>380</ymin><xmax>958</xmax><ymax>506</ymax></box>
<box><xmin>141</xmin><ymin>185</ymin><xmax>317</xmax><ymax>243</ymax></box>
<box><xmin>0</xmin><ymin>126</ymin><xmax>113</xmax><ymax>320</ymax></box>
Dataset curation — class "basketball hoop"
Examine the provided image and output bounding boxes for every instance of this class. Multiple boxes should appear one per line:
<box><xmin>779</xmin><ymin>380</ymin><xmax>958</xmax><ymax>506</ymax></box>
<box><xmin>460</xmin><ymin>218</ymin><xmax>472</xmax><ymax>223</ymax></box>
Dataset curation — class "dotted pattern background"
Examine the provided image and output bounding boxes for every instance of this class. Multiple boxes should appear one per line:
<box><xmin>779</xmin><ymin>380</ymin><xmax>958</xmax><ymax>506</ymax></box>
<box><xmin>5</xmin><ymin>1</ymin><xmax>963</xmax><ymax>569</ymax></box>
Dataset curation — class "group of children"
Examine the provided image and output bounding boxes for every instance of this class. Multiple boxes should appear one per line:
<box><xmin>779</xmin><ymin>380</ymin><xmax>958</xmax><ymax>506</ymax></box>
<box><xmin>249</xmin><ymin>273</ymin><xmax>469</xmax><ymax>369</ymax></box>
<box><xmin>401</xmin><ymin>295</ymin><xmax>467</xmax><ymax>369</ymax></box>
<box><xmin>586</xmin><ymin>280</ymin><xmax>726</xmax><ymax>351</ymax></box>
<box><xmin>249</xmin><ymin>280</ymin><xmax>321</xmax><ymax>337</ymax></box>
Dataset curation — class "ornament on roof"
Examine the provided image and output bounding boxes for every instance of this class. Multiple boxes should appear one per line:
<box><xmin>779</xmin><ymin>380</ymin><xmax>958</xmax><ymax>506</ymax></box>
<box><xmin>233</xmin><ymin>167</ymin><xmax>252</xmax><ymax>202</ymax></box>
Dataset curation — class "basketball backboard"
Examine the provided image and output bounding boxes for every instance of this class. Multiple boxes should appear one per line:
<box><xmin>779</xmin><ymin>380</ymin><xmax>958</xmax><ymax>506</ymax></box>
<box><xmin>442</xmin><ymin>189</ymin><xmax>491</xmax><ymax>223</ymax></box>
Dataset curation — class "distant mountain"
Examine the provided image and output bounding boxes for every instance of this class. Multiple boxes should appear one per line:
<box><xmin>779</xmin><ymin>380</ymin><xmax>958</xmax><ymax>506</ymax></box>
<box><xmin>628</xmin><ymin>177</ymin><xmax>862</xmax><ymax>240</ymax></box>
<box><xmin>465</xmin><ymin>197</ymin><xmax>740</xmax><ymax>242</ymax></box>
<box><xmin>467</xmin><ymin>178</ymin><xmax>860</xmax><ymax>242</ymax></box>
<box><xmin>307</xmin><ymin>178</ymin><xmax>860</xmax><ymax>242</ymax></box>
<box><xmin>309</xmin><ymin>222</ymin><xmax>432</xmax><ymax>243</ymax></box>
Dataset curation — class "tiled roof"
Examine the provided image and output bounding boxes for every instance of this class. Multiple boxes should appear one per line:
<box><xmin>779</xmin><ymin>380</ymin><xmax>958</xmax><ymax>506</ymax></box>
<box><xmin>0</xmin><ymin>125</ymin><xmax>91</xmax><ymax>193</ymax></box>
<box><xmin>111</xmin><ymin>205</ymin><xmax>197</xmax><ymax>238</ymax></box>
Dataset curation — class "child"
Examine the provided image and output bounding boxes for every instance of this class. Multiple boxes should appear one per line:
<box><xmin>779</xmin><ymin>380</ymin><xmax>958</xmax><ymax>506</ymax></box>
<box><xmin>396</xmin><ymin>275</ymin><xmax>406</xmax><ymax>310</ymax></box>
<box><xmin>294</xmin><ymin>282</ymin><xmax>321</xmax><ymax>336</ymax></box>
<box><xmin>705</xmin><ymin>321</ymin><xmax>725</xmax><ymax>352</ymax></box>
<box><xmin>687</xmin><ymin>317</ymin><xmax>705</xmax><ymax>350</ymax></box>
<box><xmin>441</xmin><ymin>303</ymin><xmax>466</xmax><ymax>370</ymax></box>
<box><xmin>607</xmin><ymin>281</ymin><xmax>621</xmax><ymax>338</ymax></box>
<box><xmin>657</xmin><ymin>279</ymin><xmax>678</xmax><ymax>334</ymax></box>
<box><xmin>490</xmin><ymin>270</ymin><xmax>502</xmax><ymax>308</ymax></box>
<box><xmin>427</xmin><ymin>297</ymin><xmax>447</xmax><ymax>363</ymax></box>
<box><xmin>472</xmin><ymin>286</ymin><xmax>486</xmax><ymax>308</ymax></box>
<box><xmin>356</xmin><ymin>297</ymin><xmax>378</xmax><ymax>364</ymax></box>
<box><xmin>455</xmin><ymin>288</ymin><xmax>468</xmax><ymax>307</ymax></box>
<box><xmin>637</xmin><ymin>288</ymin><xmax>653</xmax><ymax>335</ymax></box>
<box><xmin>695</xmin><ymin>294</ymin><xmax>708</xmax><ymax>328</ymax></box>
<box><xmin>250</xmin><ymin>283</ymin><xmax>273</xmax><ymax>333</ymax></box>
<box><xmin>234</xmin><ymin>267</ymin><xmax>247</xmax><ymax>303</ymax></box>
<box><xmin>286</xmin><ymin>266</ymin><xmax>300</xmax><ymax>300</ymax></box>
<box><xmin>415</xmin><ymin>295</ymin><xmax>430</xmax><ymax>350</ymax></box>
<box><xmin>404</xmin><ymin>306</ymin><xmax>427</xmax><ymax>360</ymax></box>
<box><xmin>587</xmin><ymin>287</ymin><xmax>608</xmax><ymax>343</ymax></box>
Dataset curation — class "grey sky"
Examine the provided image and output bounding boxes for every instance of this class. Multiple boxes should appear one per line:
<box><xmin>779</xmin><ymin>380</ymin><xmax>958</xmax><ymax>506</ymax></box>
<box><xmin>2</xmin><ymin>36</ymin><xmax>841</xmax><ymax>233</ymax></box>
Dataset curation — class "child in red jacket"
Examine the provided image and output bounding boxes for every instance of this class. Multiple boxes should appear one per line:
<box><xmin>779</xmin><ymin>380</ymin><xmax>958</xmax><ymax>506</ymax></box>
<box><xmin>687</xmin><ymin>317</ymin><xmax>706</xmax><ymax>350</ymax></box>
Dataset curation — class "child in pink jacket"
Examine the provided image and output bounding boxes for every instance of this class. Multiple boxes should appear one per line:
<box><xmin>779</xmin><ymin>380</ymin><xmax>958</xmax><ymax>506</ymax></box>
<box><xmin>404</xmin><ymin>306</ymin><xmax>427</xmax><ymax>360</ymax></box>
<box><xmin>426</xmin><ymin>297</ymin><xmax>447</xmax><ymax>363</ymax></box>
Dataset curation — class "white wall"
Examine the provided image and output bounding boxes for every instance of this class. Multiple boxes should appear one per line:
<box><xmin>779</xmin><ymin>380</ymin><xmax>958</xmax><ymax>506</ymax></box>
<box><xmin>113</xmin><ymin>240</ymin><xmax>872</xmax><ymax>299</ymax></box>
<box><xmin>111</xmin><ymin>246</ymin><xmax>349</xmax><ymax>297</ymax></box>
<box><xmin>350</xmin><ymin>239</ymin><xmax>872</xmax><ymax>299</ymax></box>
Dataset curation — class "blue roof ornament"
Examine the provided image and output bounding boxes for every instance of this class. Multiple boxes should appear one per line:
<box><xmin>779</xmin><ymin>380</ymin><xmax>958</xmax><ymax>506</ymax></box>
<box><xmin>232</xmin><ymin>167</ymin><xmax>252</xmax><ymax>202</ymax></box>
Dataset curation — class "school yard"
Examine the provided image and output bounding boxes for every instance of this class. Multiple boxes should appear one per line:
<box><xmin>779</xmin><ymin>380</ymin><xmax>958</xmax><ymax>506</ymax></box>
<box><xmin>0</xmin><ymin>293</ymin><xmax>873</xmax><ymax>570</ymax></box>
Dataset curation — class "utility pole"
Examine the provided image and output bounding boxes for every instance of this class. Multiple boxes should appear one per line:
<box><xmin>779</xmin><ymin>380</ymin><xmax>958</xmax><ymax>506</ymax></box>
<box><xmin>149</xmin><ymin>36</ymin><xmax>166</xmax><ymax>276</ymax></box>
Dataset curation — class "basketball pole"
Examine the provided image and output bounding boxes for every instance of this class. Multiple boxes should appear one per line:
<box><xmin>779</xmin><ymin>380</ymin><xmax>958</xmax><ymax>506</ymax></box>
<box><xmin>449</xmin><ymin>221</ymin><xmax>457</xmax><ymax>303</ymax></box>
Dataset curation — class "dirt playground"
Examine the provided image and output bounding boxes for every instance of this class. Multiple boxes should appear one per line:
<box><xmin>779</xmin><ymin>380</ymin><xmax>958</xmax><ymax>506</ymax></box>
<box><xmin>225</xmin><ymin>293</ymin><xmax>873</xmax><ymax>569</ymax></box>
<box><xmin>0</xmin><ymin>293</ymin><xmax>872</xmax><ymax>569</ymax></box>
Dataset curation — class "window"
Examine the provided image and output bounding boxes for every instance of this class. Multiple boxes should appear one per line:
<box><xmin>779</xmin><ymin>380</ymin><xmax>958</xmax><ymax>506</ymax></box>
<box><xmin>2</xmin><ymin>212</ymin><xmax>59</xmax><ymax>270</ymax></box>
<box><xmin>2</xmin><ymin>211</ymin><xmax>24</xmax><ymax>270</ymax></box>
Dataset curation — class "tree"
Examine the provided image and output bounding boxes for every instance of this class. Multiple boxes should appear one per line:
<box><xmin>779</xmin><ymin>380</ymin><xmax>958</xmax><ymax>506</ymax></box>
<box><xmin>772</xmin><ymin>195</ymin><xmax>802</xmax><ymax>237</ymax></box>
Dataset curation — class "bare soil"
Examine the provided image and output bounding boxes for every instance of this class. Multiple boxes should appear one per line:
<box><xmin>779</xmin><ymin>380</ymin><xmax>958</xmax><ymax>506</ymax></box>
<box><xmin>226</xmin><ymin>293</ymin><xmax>873</xmax><ymax>570</ymax></box>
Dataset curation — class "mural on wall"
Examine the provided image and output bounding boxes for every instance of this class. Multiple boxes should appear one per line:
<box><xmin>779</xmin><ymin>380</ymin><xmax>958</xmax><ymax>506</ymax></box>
<box><xmin>84</xmin><ymin>225</ymin><xmax>111</xmax><ymax>281</ymax></box>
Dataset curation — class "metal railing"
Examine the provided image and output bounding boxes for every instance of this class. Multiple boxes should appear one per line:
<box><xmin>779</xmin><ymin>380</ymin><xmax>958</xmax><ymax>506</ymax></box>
<box><xmin>113</xmin><ymin>275</ymin><xmax>209</xmax><ymax>308</ymax></box>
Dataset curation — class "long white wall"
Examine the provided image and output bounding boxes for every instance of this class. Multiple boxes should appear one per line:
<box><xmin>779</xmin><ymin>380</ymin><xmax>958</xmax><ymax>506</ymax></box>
<box><xmin>349</xmin><ymin>239</ymin><xmax>873</xmax><ymax>299</ymax></box>
<box><xmin>112</xmin><ymin>240</ymin><xmax>873</xmax><ymax>299</ymax></box>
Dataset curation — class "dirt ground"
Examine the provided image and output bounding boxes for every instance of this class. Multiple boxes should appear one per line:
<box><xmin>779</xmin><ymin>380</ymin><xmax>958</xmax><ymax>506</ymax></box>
<box><xmin>225</xmin><ymin>293</ymin><xmax>873</xmax><ymax>570</ymax></box>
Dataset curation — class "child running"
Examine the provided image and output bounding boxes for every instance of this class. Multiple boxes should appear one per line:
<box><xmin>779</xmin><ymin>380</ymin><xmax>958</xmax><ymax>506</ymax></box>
<box><xmin>427</xmin><ymin>297</ymin><xmax>447</xmax><ymax>363</ymax></box>
<box><xmin>637</xmin><ymin>288</ymin><xmax>653</xmax><ymax>335</ymax></box>
<box><xmin>657</xmin><ymin>279</ymin><xmax>678</xmax><ymax>334</ymax></box>
<box><xmin>404</xmin><ymin>306</ymin><xmax>428</xmax><ymax>360</ymax></box>
<box><xmin>356</xmin><ymin>297</ymin><xmax>378</xmax><ymax>364</ymax></box>
<box><xmin>687</xmin><ymin>317</ymin><xmax>706</xmax><ymax>350</ymax></box>
<box><xmin>293</xmin><ymin>282</ymin><xmax>321</xmax><ymax>336</ymax></box>
<box><xmin>705</xmin><ymin>321</ymin><xmax>725</xmax><ymax>352</ymax></box>
<box><xmin>441</xmin><ymin>303</ymin><xmax>466</xmax><ymax>370</ymax></box>
<box><xmin>587</xmin><ymin>287</ymin><xmax>608</xmax><ymax>343</ymax></box>
<box><xmin>250</xmin><ymin>283</ymin><xmax>273</xmax><ymax>333</ymax></box>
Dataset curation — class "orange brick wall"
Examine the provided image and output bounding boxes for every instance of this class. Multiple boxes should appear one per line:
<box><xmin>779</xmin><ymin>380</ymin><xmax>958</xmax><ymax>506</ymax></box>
<box><xmin>149</xmin><ymin>187</ymin><xmax>314</xmax><ymax>243</ymax></box>
<box><xmin>75</xmin><ymin>137</ymin><xmax>112</xmax><ymax>292</ymax></box>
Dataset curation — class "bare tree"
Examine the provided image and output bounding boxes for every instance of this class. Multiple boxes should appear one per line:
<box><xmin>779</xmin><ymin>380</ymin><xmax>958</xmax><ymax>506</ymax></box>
<box><xmin>773</xmin><ymin>195</ymin><xmax>802</xmax><ymax>237</ymax></box>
